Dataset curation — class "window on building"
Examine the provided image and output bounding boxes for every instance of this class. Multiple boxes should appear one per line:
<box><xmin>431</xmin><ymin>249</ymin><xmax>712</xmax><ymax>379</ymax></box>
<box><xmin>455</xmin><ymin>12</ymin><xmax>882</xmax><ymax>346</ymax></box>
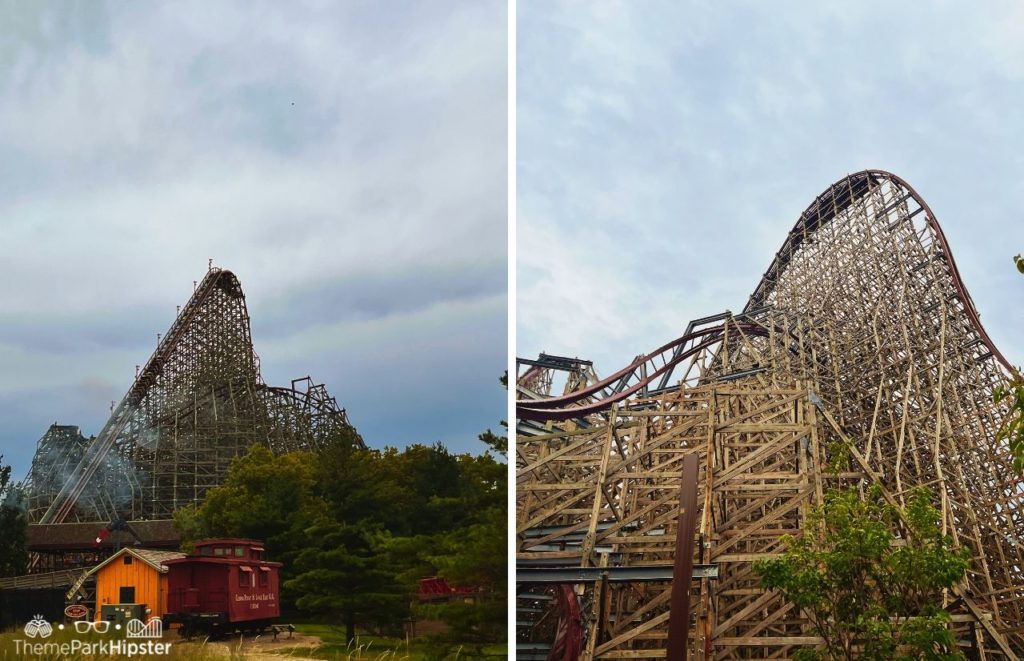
<box><xmin>258</xmin><ymin>570</ymin><xmax>268</xmax><ymax>587</ymax></box>
<box><xmin>123</xmin><ymin>555</ymin><xmax>133</xmax><ymax>565</ymax></box>
<box><xmin>234</xmin><ymin>546</ymin><xmax>245</xmax><ymax>557</ymax></box>
<box><xmin>214</xmin><ymin>547</ymin><xmax>225</xmax><ymax>556</ymax></box>
<box><xmin>200</xmin><ymin>546</ymin><xmax>212</xmax><ymax>556</ymax></box>
<box><xmin>119</xmin><ymin>587</ymin><xmax>135</xmax><ymax>604</ymax></box>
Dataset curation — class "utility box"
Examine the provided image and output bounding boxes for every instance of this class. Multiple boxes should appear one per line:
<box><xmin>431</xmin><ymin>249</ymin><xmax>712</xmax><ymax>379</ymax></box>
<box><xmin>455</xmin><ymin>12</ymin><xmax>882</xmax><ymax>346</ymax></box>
<box><xmin>101</xmin><ymin>603</ymin><xmax>144</xmax><ymax>625</ymax></box>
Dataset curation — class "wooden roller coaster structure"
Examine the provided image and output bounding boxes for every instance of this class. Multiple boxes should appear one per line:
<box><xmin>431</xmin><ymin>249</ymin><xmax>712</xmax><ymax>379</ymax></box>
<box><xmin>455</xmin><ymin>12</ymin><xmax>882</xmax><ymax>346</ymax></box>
<box><xmin>23</xmin><ymin>267</ymin><xmax>358</xmax><ymax>526</ymax></box>
<box><xmin>516</xmin><ymin>170</ymin><xmax>1024</xmax><ymax>660</ymax></box>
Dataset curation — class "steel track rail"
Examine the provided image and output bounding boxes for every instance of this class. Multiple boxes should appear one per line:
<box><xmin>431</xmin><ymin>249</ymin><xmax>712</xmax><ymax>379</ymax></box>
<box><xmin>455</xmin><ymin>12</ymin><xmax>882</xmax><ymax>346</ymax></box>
<box><xmin>516</xmin><ymin>320</ymin><xmax>775</xmax><ymax>421</ymax></box>
<box><xmin>517</xmin><ymin>170</ymin><xmax>1016</xmax><ymax>424</ymax></box>
<box><xmin>745</xmin><ymin>169</ymin><xmax>1014</xmax><ymax>374</ymax></box>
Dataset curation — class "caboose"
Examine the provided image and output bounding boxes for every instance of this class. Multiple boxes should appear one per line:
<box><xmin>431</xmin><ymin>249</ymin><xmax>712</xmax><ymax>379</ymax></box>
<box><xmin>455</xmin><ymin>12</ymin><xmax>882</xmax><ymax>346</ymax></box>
<box><xmin>161</xmin><ymin>539</ymin><xmax>282</xmax><ymax>639</ymax></box>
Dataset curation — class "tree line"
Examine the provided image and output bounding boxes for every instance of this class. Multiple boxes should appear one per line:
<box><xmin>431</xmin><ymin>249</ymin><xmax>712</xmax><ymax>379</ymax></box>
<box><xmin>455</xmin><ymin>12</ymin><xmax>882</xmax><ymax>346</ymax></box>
<box><xmin>173</xmin><ymin>420</ymin><xmax>507</xmax><ymax>651</ymax></box>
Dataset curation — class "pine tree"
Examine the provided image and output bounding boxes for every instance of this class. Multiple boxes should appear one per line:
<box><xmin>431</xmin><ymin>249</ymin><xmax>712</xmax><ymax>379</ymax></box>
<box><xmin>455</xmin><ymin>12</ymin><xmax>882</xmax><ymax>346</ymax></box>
<box><xmin>285</xmin><ymin>520</ymin><xmax>409</xmax><ymax>645</ymax></box>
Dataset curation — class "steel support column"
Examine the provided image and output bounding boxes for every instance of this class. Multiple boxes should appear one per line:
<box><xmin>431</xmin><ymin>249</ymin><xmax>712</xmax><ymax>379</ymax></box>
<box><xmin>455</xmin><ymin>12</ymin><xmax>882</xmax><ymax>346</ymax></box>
<box><xmin>667</xmin><ymin>452</ymin><xmax>700</xmax><ymax>661</ymax></box>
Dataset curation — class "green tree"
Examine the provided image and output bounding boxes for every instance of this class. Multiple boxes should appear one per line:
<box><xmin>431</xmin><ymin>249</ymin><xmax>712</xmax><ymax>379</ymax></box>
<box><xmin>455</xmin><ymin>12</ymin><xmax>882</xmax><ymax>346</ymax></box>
<box><xmin>995</xmin><ymin>254</ymin><xmax>1024</xmax><ymax>470</ymax></box>
<box><xmin>184</xmin><ymin>445</ymin><xmax>324</xmax><ymax>545</ymax></box>
<box><xmin>317</xmin><ymin>444</ymin><xmax>409</xmax><ymax>530</ymax></box>
<box><xmin>172</xmin><ymin>393</ymin><xmax>508</xmax><ymax>649</ymax></box>
<box><xmin>754</xmin><ymin>485</ymin><xmax>968</xmax><ymax>661</ymax></box>
<box><xmin>390</xmin><ymin>443</ymin><xmax>466</xmax><ymax>536</ymax></box>
<box><xmin>0</xmin><ymin>455</ymin><xmax>28</xmax><ymax>577</ymax></box>
<box><xmin>421</xmin><ymin>412</ymin><xmax>508</xmax><ymax>654</ymax></box>
<box><xmin>316</xmin><ymin>441</ymin><xmax>463</xmax><ymax>537</ymax></box>
<box><xmin>285</xmin><ymin>520</ymin><xmax>409</xmax><ymax>645</ymax></box>
<box><xmin>428</xmin><ymin>505</ymin><xmax>507</xmax><ymax>650</ymax></box>
<box><xmin>170</xmin><ymin>504</ymin><xmax>204</xmax><ymax>554</ymax></box>
<box><xmin>174</xmin><ymin>444</ymin><xmax>328</xmax><ymax>608</ymax></box>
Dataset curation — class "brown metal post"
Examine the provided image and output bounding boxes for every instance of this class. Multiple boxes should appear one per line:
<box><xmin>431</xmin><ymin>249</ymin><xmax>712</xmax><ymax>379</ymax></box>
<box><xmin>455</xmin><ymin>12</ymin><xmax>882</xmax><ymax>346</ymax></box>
<box><xmin>666</xmin><ymin>452</ymin><xmax>700</xmax><ymax>661</ymax></box>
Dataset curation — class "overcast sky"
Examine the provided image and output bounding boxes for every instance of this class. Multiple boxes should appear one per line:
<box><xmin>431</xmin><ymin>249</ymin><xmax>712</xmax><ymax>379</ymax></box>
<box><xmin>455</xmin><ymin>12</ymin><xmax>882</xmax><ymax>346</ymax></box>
<box><xmin>0</xmin><ymin>1</ymin><xmax>507</xmax><ymax>479</ymax></box>
<box><xmin>518</xmin><ymin>2</ymin><xmax>1024</xmax><ymax>382</ymax></box>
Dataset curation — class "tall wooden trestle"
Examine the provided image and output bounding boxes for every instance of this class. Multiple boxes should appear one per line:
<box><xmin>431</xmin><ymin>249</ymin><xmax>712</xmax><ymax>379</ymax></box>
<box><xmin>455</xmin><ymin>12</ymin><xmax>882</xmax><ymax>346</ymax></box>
<box><xmin>516</xmin><ymin>171</ymin><xmax>1024</xmax><ymax>659</ymax></box>
<box><xmin>22</xmin><ymin>267</ymin><xmax>358</xmax><ymax>526</ymax></box>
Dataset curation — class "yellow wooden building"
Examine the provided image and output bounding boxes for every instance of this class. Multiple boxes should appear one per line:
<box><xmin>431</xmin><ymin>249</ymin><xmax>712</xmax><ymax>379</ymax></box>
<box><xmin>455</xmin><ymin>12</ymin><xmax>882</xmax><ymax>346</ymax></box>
<box><xmin>82</xmin><ymin>548</ymin><xmax>185</xmax><ymax>621</ymax></box>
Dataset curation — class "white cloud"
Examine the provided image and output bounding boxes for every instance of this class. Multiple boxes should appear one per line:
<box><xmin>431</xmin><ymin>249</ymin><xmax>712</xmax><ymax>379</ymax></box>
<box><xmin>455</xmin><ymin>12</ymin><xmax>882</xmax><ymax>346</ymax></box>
<box><xmin>518</xmin><ymin>1</ymin><xmax>1024</xmax><ymax>376</ymax></box>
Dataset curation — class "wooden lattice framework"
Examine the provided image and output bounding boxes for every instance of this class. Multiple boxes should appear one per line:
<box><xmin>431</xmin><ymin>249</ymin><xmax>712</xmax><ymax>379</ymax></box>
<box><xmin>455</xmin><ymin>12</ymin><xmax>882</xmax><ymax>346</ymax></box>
<box><xmin>23</xmin><ymin>267</ymin><xmax>357</xmax><ymax>524</ymax></box>
<box><xmin>516</xmin><ymin>171</ymin><xmax>1024</xmax><ymax>659</ymax></box>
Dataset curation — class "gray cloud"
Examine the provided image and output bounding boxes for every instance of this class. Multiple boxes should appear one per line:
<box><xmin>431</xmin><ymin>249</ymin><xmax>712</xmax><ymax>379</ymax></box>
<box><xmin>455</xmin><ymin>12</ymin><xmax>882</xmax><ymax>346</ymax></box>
<box><xmin>0</xmin><ymin>0</ymin><xmax>507</xmax><ymax>477</ymax></box>
<box><xmin>0</xmin><ymin>306</ymin><xmax>165</xmax><ymax>355</ymax></box>
<box><xmin>518</xmin><ymin>1</ymin><xmax>1024</xmax><ymax>376</ymax></box>
<box><xmin>254</xmin><ymin>262</ymin><xmax>507</xmax><ymax>339</ymax></box>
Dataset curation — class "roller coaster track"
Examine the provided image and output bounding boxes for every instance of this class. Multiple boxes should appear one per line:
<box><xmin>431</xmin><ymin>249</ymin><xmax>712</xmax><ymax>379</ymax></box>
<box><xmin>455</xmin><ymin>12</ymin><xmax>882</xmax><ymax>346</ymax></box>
<box><xmin>28</xmin><ymin>267</ymin><xmax>356</xmax><ymax>526</ymax></box>
<box><xmin>745</xmin><ymin>170</ymin><xmax>1013</xmax><ymax>372</ymax></box>
<box><xmin>516</xmin><ymin>170</ymin><xmax>1014</xmax><ymax>424</ymax></box>
<box><xmin>516</xmin><ymin>170</ymin><xmax>1023</xmax><ymax>659</ymax></box>
<box><xmin>517</xmin><ymin>316</ymin><xmax>772</xmax><ymax>421</ymax></box>
<box><xmin>39</xmin><ymin>269</ymin><xmax>238</xmax><ymax>524</ymax></box>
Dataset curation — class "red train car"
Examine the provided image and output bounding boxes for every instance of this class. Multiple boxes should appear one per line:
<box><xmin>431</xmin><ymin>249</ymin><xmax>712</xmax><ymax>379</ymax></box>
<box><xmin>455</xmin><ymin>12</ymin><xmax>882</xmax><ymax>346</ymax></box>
<box><xmin>417</xmin><ymin>576</ymin><xmax>475</xmax><ymax>602</ymax></box>
<box><xmin>162</xmin><ymin>539</ymin><xmax>281</xmax><ymax>639</ymax></box>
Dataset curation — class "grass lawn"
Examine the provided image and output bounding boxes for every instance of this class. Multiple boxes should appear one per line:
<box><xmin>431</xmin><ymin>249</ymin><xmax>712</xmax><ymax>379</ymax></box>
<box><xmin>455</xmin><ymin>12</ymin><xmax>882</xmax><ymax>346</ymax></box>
<box><xmin>279</xmin><ymin>623</ymin><xmax>507</xmax><ymax>660</ymax></box>
<box><xmin>0</xmin><ymin>622</ymin><xmax>506</xmax><ymax>660</ymax></box>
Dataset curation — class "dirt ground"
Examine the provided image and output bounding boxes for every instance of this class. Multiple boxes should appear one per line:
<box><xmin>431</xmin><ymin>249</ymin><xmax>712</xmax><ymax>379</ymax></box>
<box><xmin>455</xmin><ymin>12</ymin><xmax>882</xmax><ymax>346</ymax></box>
<box><xmin>407</xmin><ymin>618</ymin><xmax>450</xmax><ymax>637</ymax></box>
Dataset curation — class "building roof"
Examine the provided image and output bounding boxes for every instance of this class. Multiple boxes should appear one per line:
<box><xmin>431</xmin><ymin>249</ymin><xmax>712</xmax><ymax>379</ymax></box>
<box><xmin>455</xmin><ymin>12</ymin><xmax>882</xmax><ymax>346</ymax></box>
<box><xmin>83</xmin><ymin>547</ymin><xmax>186</xmax><ymax>579</ymax></box>
<box><xmin>0</xmin><ymin>568</ymin><xmax>86</xmax><ymax>591</ymax></box>
<box><xmin>193</xmin><ymin>538</ymin><xmax>265</xmax><ymax>547</ymax></box>
<box><xmin>162</xmin><ymin>557</ymin><xmax>282</xmax><ymax>568</ymax></box>
<box><xmin>27</xmin><ymin>520</ymin><xmax>180</xmax><ymax>551</ymax></box>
